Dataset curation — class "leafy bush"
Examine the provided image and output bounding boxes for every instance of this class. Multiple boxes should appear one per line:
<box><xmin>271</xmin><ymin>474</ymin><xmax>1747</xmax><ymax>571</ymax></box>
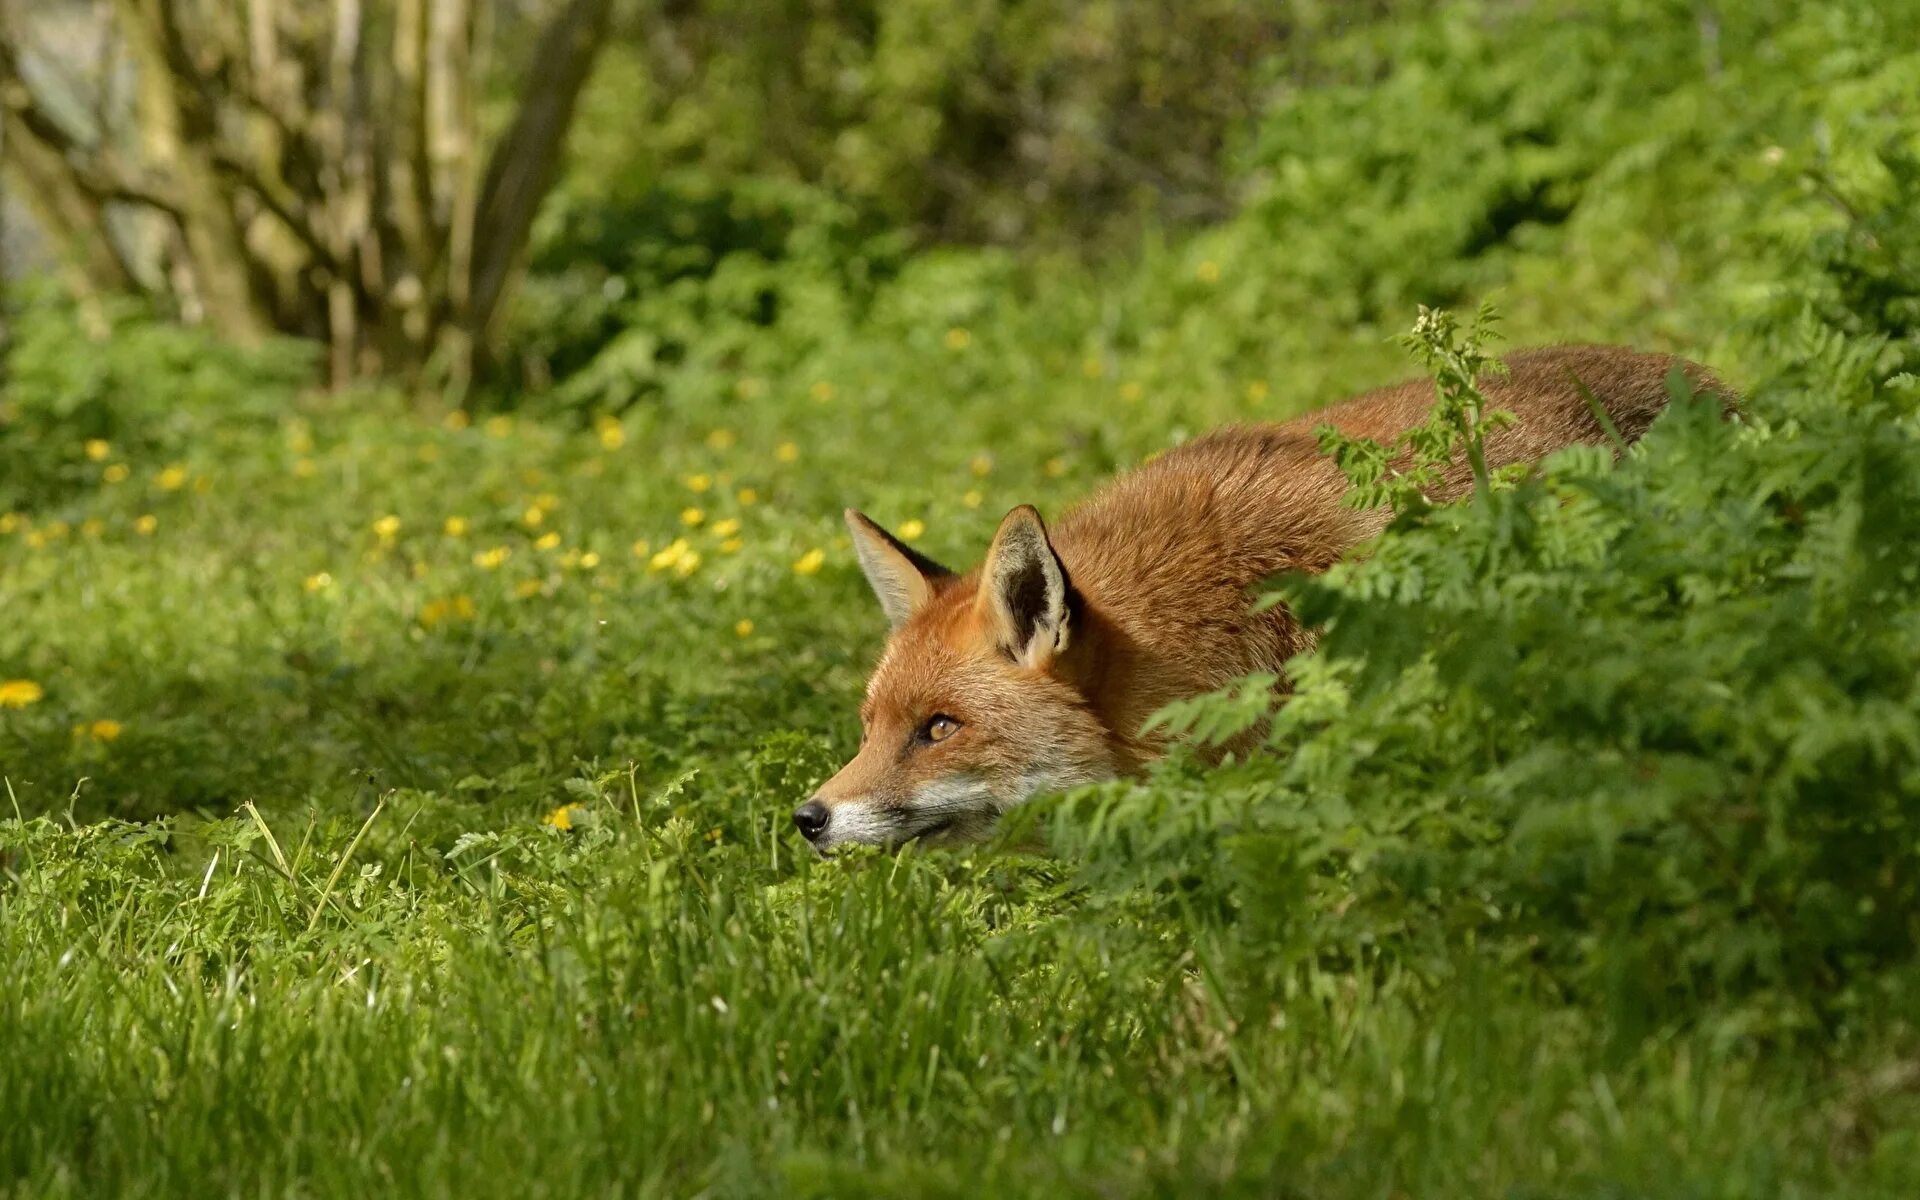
<box><xmin>604</xmin><ymin>0</ymin><xmax>1307</xmax><ymax>243</ymax></box>
<box><xmin>0</xmin><ymin>286</ymin><xmax>314</xmax><ymax>512</ymax></box>
<box><xmin>1076</xmin><ymin>143</ymin><xmax>1920</xmax><ymax>1039</ymax></box>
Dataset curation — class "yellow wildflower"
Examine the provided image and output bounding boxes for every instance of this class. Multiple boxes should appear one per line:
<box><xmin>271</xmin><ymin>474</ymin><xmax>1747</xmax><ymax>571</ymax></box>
<box><xmin>157</xmin><ymin>465</ymin><xmax>188</xmax><ymax>491</ymax></box>
<box><xmin>474</xmin><ymin>546</ymin><xmax>511</xmax><ymax>569</ymax></box>
<box><xmin>1044</xmin><ymin>457</ymin><xmax>1068</xmax><ymax>478</ymax></box>
<box><xmin>0</xmin><ymin>679</ymin><xmax>45</xmax><ymax>708</ymax></box>
<box><xmin>293</xmin><ymin>458</ymin><xmax>317</xmax><ymax>478</ymax></box>
<box><xmin>706</xmin><ymin>428</ymin><xmax>738</xmax><ymax>451</ymax></box>
<box><xmin>680</xmin><ymin>507</ymin><xmax>705</xmax><ymax>528</ymax></box>
<box><xmin>444</xmin><ymin>517</ymin><xmax>468</xmax><ymax>537</ymax></box>
<box><xmin>1195</xmin><ymin>259</ymin><xmax>1221</xmax><ymax>283</ymax></box>
<box><xmin>734</xmin><ymin>619</ymin><xmax>754</xmax><ymax>638</ymax></box>
<box><xmin>81</xmin><ymin>518</ymin><xmax>104</xmax><ymax>538</ymax></box>
<box><xmin>809</xmin><ymin>381</ymin><xmax>835</xmax><ymax>403</ymax></box>
<box><xmin>792</xmin><ymin>548</ymin><xmax>825</xmax><ymax>576</ymax></box>
<box><xmin>720</xmin><ymin>537</ymin><xmax>743</xmax><ymax>554</ymax></box>
<box><xmin>775</xmin><ymin>442</ymin><xmax>800</xmax><ymax>464</ymax></box>
<box><xmin>373</xmin><ymin>515</ymin><xmax>402</xmax><ymax>540</ymax></box>
<box><xmin>535</xmin><ymin>493</ymin><xmax>560</xmax><ymax>511</ymax></box>
<box><xmin>89</xmin><ymin>719</ymin><xmax>123</xmax><ymax>742</ymax></box>
<box><xmin>596</xmin><ymin>415</ymin><xmax>626</xmax><ymax>450</ymax></box>
<box><xmin>944</xmin><ymin>327</ymin><xmax>972</xmax><ymax>351</ymax></box>
<box><xmin>898</xmin><ymin>518</ymin><xmax>926</xmax><ymax>541</ymax></box>
<box><xmin>578</xmin><ymin>551</ymin><xmax>601</xmax><ymax>570</ymax></box>
<box><xmin>736</xmin><ymin>487</ymin><xmax>759</xmax><ymax>507</ymax></box>
<box><xmin>103</xmin><ymin>463</ymin><xmax>131</xmax><ymax>484</ymax></box>
<box><xmin>0</xmin><ymin>513</ymin><xmax>17</xmax><ymax>534</ymax></box>
<box><xmin>514</xmin><ymin>579</ymin><xmax>545</xmax><ymax>599</ymax></box>
<box><xmin>1246</xmin><ymin>380</ymin><xmax>1270</xmax><ymax>404</ymax></box>
<box><xmin>134</xmin><ymin>514</ymin><xmax>158</xmax><ymax>536</ymax></box>
<box><xmin>649</xmin><ymin>539</ymin><xmax>692</xmax><ymax>572</ymax></box>
<box><xmin>963</xmin><ymin>489</ymin><xmax>984</xmax><ymax>509</ymax></box>
<box><xmin>685</xmin><ymin>473</ymin><xmax>712</xmax><ymax>493</ymax></box>
<box><xmin>534</xmin><ymin>531</ymin><xmax>562</xmax><ymax>551</ymax></box>
<box><xmin>710</xmin><ymin>517</ymin><xmax>741</xmax><ymax>538</ymax></box>
<box><xmin>970</xmin><ymin>454</ymin><xmax>993</xmax><ymax>478</ymax></box>
<box><xmin>674</xmin><ymin>550</ymin><xmax>702</xmax><ymax>578</ymax></box>
<box><xmin>25</xmin><ymin>531</ymin><xmax>48</xmax><ymax>549</ymax></box>
<box><xmin>304</xmin><ymin>572</ymin><xmax>334</xmax><ymax>592</ymax></box>
<box><xmin>522</xmin><ymin>506</ymin><xmax>545</xmax><ymax>528</ymax></box>
<box><xmin>1120</xmin><ymin>381</ymin><xmax>1143</xmax><ymax>402</ymax></box>
<box><xmin>485</xmin><ymin>415</ymin><xmax>514</xmax><ymax>438</ymax></box>
<box><xmin>443</xmin><ymin>409</ymin><xmax>471</xmax><ymax>431</ymax></box>
<box><xmin>422</xmin><ymin>595</ymin><xmax>479</xmax><ymax>627</ymax></box>
<box><xmin>631</xmin><ymin>539</ymin><xmax>652</xmax><ymax>559</ymax></box>
<box><xmin>84</xmin><ymin>439</ymin><xmax>111</xmax><ymax>462</ymax></box>
<box><xmin>544</xmin><ymin>803</ymin><xmax>586</xmax><ymax>831</ymax></box>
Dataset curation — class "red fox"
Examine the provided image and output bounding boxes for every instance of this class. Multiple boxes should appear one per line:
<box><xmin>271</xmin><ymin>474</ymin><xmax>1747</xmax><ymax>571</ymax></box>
<box><xmin>796</xmin><ymin>345</ymin><xmax>1731</xmax><ymax>850</ymax></box>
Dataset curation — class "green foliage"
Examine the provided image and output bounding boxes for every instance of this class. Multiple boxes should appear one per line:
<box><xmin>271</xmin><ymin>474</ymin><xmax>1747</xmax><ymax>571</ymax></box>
<box><xmin>0</xmin><ymin>285</ymin><xmax>315</xmax><ymax>511</ymax></box>
<box><xmin>1310</xmin><ymin>302</ymin><xmax>1518</xmax><ymax>515</ymax></box>
<box><xmin>6</xmin><ymin>0</ymin><xmax>1920</xmax><ymax>1195</ymax></box>
<box><xmin>598</xmin><ymin>0</ymin><xmax>1309</xmax><ymax>243</ymax></box>
<box><xmin>497</xmin><ymin>0</ymin><xmax>1378</xmax><ymax>399</ymax></box>
<box><xmin>1102</xmin><ymin>136</ymin><xmax>1920</xmax><ymax>1041</ymax></box>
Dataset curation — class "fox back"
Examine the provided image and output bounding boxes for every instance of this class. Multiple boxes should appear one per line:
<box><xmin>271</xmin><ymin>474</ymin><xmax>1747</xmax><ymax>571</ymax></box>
<box><xmin>793</xmin><ymin>345</ymin><xmax>1732</xmax><ymax>850</ymax></box>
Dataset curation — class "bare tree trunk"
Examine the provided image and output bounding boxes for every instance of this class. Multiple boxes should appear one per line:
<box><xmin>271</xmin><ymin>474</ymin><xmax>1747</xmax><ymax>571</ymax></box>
<box><xmin>433</xmin><ymin>0</ymin><xmax>483</xmax><ymax>397</ymax></box>
<box><xmin>113</xmin><ymin>0</ymin><xmax>273</xmax><ymax>345</ymax></box>
<box><xmin>461</xmin><ymin>0</ymin><xmax>613</xmax><ymax>349</ymax></box>
<box><xmin>1</xmin><ymin>117</ymin><xmax>136</xmax><ymax>317</ymax></box>
<box><xmin>2</xmin><ymin>0</ymin><xmax>615</xmax><ymax>389</ymax></box>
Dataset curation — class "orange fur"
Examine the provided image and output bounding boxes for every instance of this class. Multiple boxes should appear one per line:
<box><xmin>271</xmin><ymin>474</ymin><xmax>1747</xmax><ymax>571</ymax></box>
<box><xmin>800</xmin><ymin>345</ymin><xmax>1733</xmax><ymax>850</ymax></box>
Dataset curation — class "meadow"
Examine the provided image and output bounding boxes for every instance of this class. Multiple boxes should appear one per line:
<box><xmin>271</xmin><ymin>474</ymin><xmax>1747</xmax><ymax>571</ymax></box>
<box><xmin>3</xmin><ymin>1</ymin><xmax>1920</xmax><ymax>1195</ymax></box>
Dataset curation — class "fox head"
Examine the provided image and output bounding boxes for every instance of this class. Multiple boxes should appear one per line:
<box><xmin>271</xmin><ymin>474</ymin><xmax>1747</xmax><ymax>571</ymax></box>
<box><xmin>794</xmin><ymin>507</ymin><xmax>1121</xmax><ymax>851</ymax></box>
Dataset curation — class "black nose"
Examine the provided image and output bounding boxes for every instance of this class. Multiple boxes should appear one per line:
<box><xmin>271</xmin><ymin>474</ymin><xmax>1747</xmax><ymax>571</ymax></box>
<box><xmin>793</xmin><ymin>800</ymin><xmax>830</xmax><ymax>840</ymax></box>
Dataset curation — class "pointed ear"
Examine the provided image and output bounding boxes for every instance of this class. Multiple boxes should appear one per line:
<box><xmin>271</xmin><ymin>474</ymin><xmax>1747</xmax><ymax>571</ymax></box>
<box><xmin>977</xmin><ymin>505</ymin><xmax>1072</xmax><ymax>669</ymax></box>
<box><xmin>845</xmin><ymin>509</ymin><xmax>954</xmax><ymax>629</ymax></box>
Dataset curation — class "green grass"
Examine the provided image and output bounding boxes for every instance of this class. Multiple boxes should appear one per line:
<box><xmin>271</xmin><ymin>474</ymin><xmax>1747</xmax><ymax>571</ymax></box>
<box><xmin>5</xmin><ymin>1</ymin><xmax>1920</xmax><ymax>1195</ymax></box>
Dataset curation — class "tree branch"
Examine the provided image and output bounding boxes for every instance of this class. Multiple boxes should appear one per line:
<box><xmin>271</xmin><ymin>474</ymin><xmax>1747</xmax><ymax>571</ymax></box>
<box><xmin>387</xmin><ymin>0</ymin><xmax>436</xmax><ymax>283</ymax></box>
<box><xmin>462</xmin><ymin>0</ymin><xmax>613</xmax><ymax>340</ymax></box>
<box><xmin>0</xmin><ymin>114</ymin><xmax>143</xmax><ymax>300</ymax></box>
<box><xmin>208</xmin><ymin>146</ymin><xmax>337</xmax><ymax>274</ymax></box>
<box><xmin>0</xmin><ymin>39</ymin><xmax>183</xmax><ymax>215</ymax></box>
<box><xmin>112</xmin><ymin>0</ymin><xmax>273</xmax><ymax>342</ymax></box>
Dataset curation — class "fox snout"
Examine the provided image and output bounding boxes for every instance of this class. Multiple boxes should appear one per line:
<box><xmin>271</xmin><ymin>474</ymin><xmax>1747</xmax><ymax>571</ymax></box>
<box><xmin>791</xmin><ymin>799</ymin><xmax>830</xmax><ymax>843</ymax></box>
<box><xmin>791</xmin><ymin>783</ymin><xmax>993</xmax><ymax>852</ymax></box>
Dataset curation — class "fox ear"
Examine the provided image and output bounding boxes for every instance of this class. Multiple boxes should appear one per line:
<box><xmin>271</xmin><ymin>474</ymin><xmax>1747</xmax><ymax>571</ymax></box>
<box><xmin>978</xmin><ymin>505</ymin><xmax>1071</xmax><ymax>668</ymax></box>
<box><xmin>845</xmin><ymin>509</ymin><xmax>954</xmax><ymax>629</ymax></box>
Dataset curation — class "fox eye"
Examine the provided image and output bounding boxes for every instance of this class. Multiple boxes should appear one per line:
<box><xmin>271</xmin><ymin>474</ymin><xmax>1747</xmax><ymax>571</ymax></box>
<box><xmin>919</xmin><ymin>715</ymin><xmax>961</xmax><ymax>744</ymax></box>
